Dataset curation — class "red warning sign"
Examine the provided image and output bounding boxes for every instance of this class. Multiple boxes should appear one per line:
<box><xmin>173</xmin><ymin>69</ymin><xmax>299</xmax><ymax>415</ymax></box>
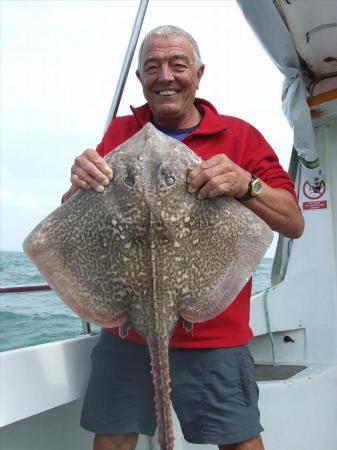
<box><xmin>303</xmin><ymin>180</ymin><xmax>326</xmax><ymax>200</ymax></box>
<box><xmin>303</xmin><ymin>201</ymin><xmax>327</xmax><ymax>211</ymax></box>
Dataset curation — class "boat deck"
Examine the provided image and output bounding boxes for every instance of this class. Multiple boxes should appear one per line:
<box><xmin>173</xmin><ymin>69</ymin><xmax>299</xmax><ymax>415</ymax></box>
<box><xmin>255</xmin><ymin>364</ymin><xmax>306</xmax><ymax>381</ymax></box>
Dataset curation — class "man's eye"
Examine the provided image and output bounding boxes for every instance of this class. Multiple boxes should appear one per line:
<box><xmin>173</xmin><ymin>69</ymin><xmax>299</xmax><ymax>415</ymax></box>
<box><xmin>173</xmin><ymin>64</ymin><xmax>186</xmax><ymax>71</ymax></box>
<box><xmin>145</xmin><ymin>65</ymin><xmax>157</xmax><ymax>73</ymax></box>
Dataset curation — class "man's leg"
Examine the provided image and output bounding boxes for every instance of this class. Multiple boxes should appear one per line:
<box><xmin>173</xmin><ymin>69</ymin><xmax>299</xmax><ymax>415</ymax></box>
<box><xmin>171</xmin><ymin>345</ymin><xmax>263</xmax><ymax>448</ymax></box>
<box><xmin>219</xmin><ymin>434</ymin><xmax>264</xmax><ymax>450</ymax></box>
<box><xmin>81</xmin><ymin>332</ymin><xmax>157</xmax><ymax>447</ymax></box>
<box><xmin>94</xmin><ymin>433</ymin><xmax>138</xmax><ymax>450</ymax></box>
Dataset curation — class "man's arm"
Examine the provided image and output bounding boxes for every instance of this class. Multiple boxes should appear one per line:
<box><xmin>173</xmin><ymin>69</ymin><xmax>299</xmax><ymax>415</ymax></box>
<box><xmin>240</xmin><ymin>183</ymin><xmax>304</xmax><ymax>239</ymax></box>
<box><xmin>186</xmin><ymin>154</ymin><xmax>304</xmax><ymax>239</ymax></box>
<box><xmin>62</xmin><ymin>148</ymin><xmax>304</xmax><ymax>239</ymax></box>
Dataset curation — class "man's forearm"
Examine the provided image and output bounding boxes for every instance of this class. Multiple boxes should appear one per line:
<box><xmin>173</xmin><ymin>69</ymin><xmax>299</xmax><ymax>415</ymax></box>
<box><xmin>241</xmin><ymin>183</ymin><xmax>304</xmax><ymax>239</ymax></box>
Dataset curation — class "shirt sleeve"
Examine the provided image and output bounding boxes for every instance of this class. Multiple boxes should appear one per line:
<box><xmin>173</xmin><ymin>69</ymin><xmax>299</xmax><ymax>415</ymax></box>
<box><xmin>237</xmin><ymin>121</ymin><xmax>297</xmax><ymax>201</ymax></box>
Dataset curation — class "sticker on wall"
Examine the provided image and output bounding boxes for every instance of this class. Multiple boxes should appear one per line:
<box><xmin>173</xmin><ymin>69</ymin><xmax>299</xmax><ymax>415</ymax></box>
<box><xmin>302</xmin><ymin>180</ymin><xmax>327</xmax><ymax>211</ymax></box>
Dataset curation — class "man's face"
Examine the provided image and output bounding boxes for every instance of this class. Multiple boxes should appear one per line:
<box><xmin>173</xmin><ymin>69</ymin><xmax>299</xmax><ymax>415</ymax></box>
<box><xmin>137</xmin><ymin>34</ymin><xmax>204</xmax><ymax>128</ymax></box>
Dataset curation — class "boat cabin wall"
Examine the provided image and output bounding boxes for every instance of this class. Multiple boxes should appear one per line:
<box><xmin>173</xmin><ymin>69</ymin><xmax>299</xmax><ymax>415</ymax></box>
<box><xmin>249</xmin><ymin>104</ymin><xmax>337</xmax><ymax>366</ymax></box>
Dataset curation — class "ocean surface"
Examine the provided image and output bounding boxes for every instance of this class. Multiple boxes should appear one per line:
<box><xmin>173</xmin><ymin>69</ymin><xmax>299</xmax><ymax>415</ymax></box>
<box><xmin>0</xmin><ymin>251</ymin><xmax>273</xmax><ymax>352</ymax></box>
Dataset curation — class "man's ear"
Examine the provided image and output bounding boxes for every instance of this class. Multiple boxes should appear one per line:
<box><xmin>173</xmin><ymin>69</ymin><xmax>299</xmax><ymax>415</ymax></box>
<box><xmin>196</xmin><ymin>64</ymin><xmax>205</xmax><ymax>90</ymax></box>
<box><xmin>136</xmin><ymin>70</ymin><xmax>142</xmax><ymax>83</ymax></box>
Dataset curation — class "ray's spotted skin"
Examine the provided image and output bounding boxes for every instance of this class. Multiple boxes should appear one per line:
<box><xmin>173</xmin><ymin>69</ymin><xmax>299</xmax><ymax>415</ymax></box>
<box><xmin>23</xmin><ymin>123</ymin><xmax>273</xmax><ymax>450</ymax></box>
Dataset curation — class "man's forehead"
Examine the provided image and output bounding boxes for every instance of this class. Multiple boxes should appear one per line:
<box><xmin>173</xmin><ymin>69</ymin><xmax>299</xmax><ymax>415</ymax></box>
<box><xmin>141</xmin><ymin>34</ymin><xmax>195</xmax><ymax>62</ymax></box>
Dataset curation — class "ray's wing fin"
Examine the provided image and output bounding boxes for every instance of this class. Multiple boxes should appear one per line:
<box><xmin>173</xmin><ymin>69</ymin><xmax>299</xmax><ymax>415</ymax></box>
<box><xmin>179</xmin><ymin>198</ymin><xmax>273</xmax><ymax>324</ymax></box>
<box><xmin>23</xmin><ymin>188</ymin><xmax>135</xmax><ymax>329</ymax></box>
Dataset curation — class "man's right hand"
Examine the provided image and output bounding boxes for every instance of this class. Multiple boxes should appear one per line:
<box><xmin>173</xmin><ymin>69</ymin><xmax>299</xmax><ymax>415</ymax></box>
<box><xmin>62</xmin><ymin>149</ymin><xmax>113</xmax><ymax>203</ymax></box>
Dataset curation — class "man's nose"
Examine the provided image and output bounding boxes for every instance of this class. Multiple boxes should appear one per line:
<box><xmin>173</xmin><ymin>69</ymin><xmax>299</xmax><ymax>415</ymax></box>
<box><xmin>158</xmin><ymin>65</ymin><xmax>175</xmax><ymax>83</ymax></box>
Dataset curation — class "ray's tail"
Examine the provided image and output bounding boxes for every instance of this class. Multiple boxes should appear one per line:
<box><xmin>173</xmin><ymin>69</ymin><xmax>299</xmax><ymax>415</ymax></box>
<box><xmin>148</xmin><ymin>336</ymin><xmax>175</xmax><ymax>450</ymax></box>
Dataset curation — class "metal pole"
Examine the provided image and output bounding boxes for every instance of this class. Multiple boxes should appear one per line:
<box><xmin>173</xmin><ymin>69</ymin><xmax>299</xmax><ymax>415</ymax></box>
<box><xmin>0</xmin><ymin>284</ymin><xmax>51</xmax><ymax>294</ymax></box>
<box><xmin>82</xmin><ymin>320</ymin><xmax>92</xmax><ymax>335</ymax></box>
<box><xmin>0</xmin><ymin>284</ymin><xmax>94</xmax><ymax>335</ymax></box>
<box><xmin>103</xmin><ymin>0</ymin><xmax>149</xmax><ymax>133</ymax></box>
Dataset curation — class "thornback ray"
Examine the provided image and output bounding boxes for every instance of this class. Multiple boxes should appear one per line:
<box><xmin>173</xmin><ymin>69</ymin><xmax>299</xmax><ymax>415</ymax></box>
<box><xmin>23</xmin><ymin>123</ymin><xmax>273</xmax><ymax>450</ymax></box>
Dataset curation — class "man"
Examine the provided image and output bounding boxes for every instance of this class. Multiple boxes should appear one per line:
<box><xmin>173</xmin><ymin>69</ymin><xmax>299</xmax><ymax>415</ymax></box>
<box><xmin>63</xmin><ymin>26</ymin><xmax>304</xmax><ymax>450</ymax></box>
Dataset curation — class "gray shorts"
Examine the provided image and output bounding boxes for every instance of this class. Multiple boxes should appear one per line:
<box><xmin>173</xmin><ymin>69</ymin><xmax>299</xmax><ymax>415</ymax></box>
<box><xmin>80</xmin><ymin>330</ymin><xmax>263</xmax><ymax>445</ymax></box>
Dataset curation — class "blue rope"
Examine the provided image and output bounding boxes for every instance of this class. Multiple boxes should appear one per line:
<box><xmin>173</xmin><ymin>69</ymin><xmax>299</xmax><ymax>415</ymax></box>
<box><xmin>263</xmin><ymin>288</ymin><xmax>276</xmax><ymax>365</ymax></box>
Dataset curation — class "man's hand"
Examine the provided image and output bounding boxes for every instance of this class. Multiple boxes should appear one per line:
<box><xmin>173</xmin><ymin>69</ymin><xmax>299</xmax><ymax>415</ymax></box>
<box><xmin>62</xmin><ymin>149</ymin><xmax>113</xmax><ymax>203</ymax></box>
<box><xmin>71</xmin><ymin>149</ymin><xmax>113</xmax><ymax>191</ymax></box>
<box><xmin>186</xmin><ymin>154</ymin><xmax>251</xmax><ymax>199</ymax></box>
<box><xmin>186</xmin><ymin>153</ymin><xmax>304</xmax><ymax>239</ymax></box>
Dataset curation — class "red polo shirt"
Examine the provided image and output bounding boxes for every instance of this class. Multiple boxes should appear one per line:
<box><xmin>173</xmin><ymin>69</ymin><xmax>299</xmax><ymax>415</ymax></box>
<box><xmin>96</xmin><ymin>98</ymin><xmax>295</xmax><ymax>348</ymax></box>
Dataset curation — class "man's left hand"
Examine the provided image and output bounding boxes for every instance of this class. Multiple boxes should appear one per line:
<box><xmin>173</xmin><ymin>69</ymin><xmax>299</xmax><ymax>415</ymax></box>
<box><xmin>186</xmin><ymin>154</ymin><xmax>251</xmax><ymax>199</ymax></box>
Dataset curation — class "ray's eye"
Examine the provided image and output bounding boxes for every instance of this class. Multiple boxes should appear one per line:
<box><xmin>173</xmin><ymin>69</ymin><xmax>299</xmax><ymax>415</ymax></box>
<box><xmin>166</xmin><ymin>176</ymin><xmax>175</xmax><ymax>186</ymax></box>
<box><xmin>124</xmin><ymin>166</ymin><xmax>136</xmax><ymax>188</ymax></box>
<box><xmin>161</xmin><ymin>167</ymin><xmax>175</xmax><ymax>187</ymax></box>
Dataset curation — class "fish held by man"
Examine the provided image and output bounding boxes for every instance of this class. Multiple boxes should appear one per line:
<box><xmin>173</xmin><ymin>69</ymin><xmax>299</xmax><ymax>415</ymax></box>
<box><xmin>23</xmin><ymin>123</ymin><xmax>273</xmax><ymax>450</ymax></box>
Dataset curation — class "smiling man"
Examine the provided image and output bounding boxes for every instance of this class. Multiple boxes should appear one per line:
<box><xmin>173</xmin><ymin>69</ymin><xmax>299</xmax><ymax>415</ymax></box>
<box><xmin>136</xmin><ymin>32</ymin><xmax>204</xmax><ymax>129</ymax></box>
<box><xmin>63</xmin><ymin>25</ymin><xmax>304</xmax><ymax>450</ymax></box>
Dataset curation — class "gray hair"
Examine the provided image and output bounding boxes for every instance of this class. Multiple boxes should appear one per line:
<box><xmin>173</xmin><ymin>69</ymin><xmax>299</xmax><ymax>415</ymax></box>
<box><xmin>137</xmin><ymin>25</ymin><xmax>203</xmax><ymax>71</ymax></box>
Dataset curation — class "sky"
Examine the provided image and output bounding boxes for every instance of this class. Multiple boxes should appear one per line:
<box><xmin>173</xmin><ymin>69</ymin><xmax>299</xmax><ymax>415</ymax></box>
<box><xmin>1</xmin><ymin>0</ymin><xmax>293</xmax><ymax>257</ymax></box>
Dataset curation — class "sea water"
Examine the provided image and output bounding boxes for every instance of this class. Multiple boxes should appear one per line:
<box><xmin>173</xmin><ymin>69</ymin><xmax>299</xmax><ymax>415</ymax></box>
<box><xmin>0</xmin><ymin>251</ymin><xmax>273</xmax><ymax>352</ymax></box>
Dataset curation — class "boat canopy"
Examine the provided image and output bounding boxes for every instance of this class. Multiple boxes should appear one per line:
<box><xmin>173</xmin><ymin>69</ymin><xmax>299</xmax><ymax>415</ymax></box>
<box><xmin>236</xmin><ymin>0</ymin><xmax>337</xmax><ymax>186</ymax></box>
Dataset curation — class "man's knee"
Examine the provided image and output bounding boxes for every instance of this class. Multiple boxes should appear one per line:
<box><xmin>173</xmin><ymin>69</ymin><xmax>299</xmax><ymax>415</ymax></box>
<box><xmin>219</xmin><ymin>434</ymin><xmax>264</xmax><ymax>450</ymax></box>
<box><xmin>94</xmin><ymin>433</ymin><xmax>139</xmax><ymax>450</ymax></box>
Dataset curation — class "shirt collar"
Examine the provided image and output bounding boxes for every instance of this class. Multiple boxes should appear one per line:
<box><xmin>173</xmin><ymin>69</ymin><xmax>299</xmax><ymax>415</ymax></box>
<box><xmin>130</xmin><ymin>98</ymin><xmax>227</xmax><ymax>137</ymax></box>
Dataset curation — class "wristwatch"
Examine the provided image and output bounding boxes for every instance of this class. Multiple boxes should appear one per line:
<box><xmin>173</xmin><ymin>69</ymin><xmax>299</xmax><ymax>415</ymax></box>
<box><xmin>239</xmin><ymin>174</ymin><xmax>263</xmax><ymax>201</ymax></box>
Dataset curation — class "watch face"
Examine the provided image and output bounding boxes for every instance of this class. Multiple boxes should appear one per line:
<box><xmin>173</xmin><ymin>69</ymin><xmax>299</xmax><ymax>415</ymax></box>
<box><xmin>254</xmin><ymin>181</ymin><xmax>262</xmax><ymax>193</ymax></box>
<box><xmin>252</xmin><ymin>179</ymin><xmax>262</xmax><ymax>196</ymax></box>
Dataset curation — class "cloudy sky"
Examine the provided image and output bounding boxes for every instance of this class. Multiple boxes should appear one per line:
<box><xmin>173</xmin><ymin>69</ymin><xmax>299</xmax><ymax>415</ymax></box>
<box><xmin>1</xmin><ymin>0</ymin><xmax>293</xmax><ymax>256</ymax></box>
